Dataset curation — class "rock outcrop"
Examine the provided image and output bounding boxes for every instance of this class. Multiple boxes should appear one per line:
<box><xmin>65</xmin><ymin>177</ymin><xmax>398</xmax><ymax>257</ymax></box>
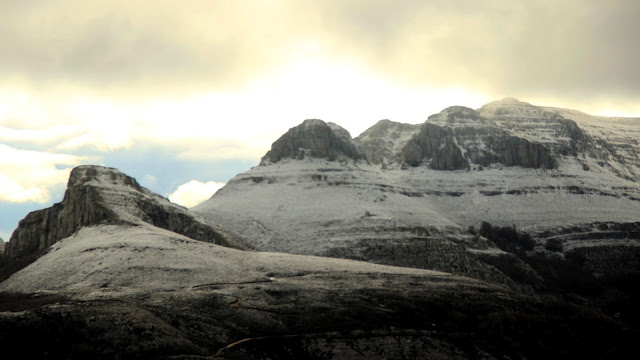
<box><xmin>261</xmin><ymin>119</ymin><xmax>363</xmax><ymax>163</ymax></box>
<box><xmin>354</xmin><ymin>119</ymin><xmax>420</xmax><ymax>165</ymax></box>
<box><xmin>4</xmin><ymin>165</ymin><xmax>247</xmax><ymax>261</ymax></box>
<box><xmin>401</xmin><ymin>122</ymin><xmax>470</xmax><ymax>169</ymax></box>
<box><xmin>401</xmin><ymin>106</ymin><xmax>558</xmax><ymax>169</ymax></box>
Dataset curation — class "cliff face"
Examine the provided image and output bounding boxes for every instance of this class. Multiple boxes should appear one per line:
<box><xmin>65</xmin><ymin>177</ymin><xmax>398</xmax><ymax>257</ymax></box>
<box><xmin>261</xmin><ymin>119</ymin><xmax>363</xmax><ymax>163</ymax></box>
<box><xmin>401</xmin><ymin>122</ymin><xmax>470</xmax><ymax>169</ymax></box>
<box><xmin>354</xmin><ymin>119</ymin><xmax>420</xmax><ymax>165</ymax></box>
<box><xmin>4</xmin><ymin>178</ymin><xmax>115</xmax><ymax>259</ymax></box>
<box><xmin>401</xmin><ymin>106</ymin><xmax>557</xmax><ymax>170</ymax></box>
<box><xmin>4</xmin><ymin>165</ymin><xmax>247</xmax><ymax>261</ymax></box>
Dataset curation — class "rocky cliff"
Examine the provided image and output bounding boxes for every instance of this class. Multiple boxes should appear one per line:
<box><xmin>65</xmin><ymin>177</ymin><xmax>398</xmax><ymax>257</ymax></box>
<box><xmin>262</xmin><ymin>119</ymin><xmax>363</xmax><ymax>163</ymax></box>
<box><xmin>4</xmin><ymin>165</ymin><xmax>248</xmax><ymax>262</ymax></box>
<box><xmin>400</xmin><ymin>106</ymin><xmax>557</xmax><ymax>170</ymax></box>
<box><xmin>354</xmin><ymin>119</ymin><xmax>420</xmax><ymax>165</ymax></box>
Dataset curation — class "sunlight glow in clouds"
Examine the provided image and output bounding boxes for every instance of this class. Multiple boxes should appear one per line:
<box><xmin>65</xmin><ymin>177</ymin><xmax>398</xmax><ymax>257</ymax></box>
<box><xmin>168</xmin><ymin>180</ymin><xmax>225</xmax><ymax>208</ymax></box>
<box><xmin>0</xmin><ymin>53</ymin><xmax>491</xmax><ymax>171</ymax></box>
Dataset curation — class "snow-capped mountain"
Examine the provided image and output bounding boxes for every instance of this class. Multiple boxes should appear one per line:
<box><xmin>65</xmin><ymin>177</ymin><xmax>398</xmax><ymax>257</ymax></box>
<box><xmin>1</xmin><ymin>99</ymin><xmax>639</xmax><ymax>358</ymax></box>
<box><xmin>193</xmin><ymin>98</ymin><xmax>640</xmax><ymax>289</ymax></box>
<box><xmin>5</xmin><ymin>164</ymin><xmax>624</xmax><ymax>359</ymax></box>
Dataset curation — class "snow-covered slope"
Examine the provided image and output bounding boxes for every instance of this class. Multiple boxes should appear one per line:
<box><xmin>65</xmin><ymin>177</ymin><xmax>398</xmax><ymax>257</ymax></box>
<box><xmin>194</xmin><ymin>158</ymin><xmax>459</xmax><ymax>252</ymax></box>
<box><xmin>196</xmin><ymin>99</ymin><xmax>639</xmax><ymax>238</ymax></box>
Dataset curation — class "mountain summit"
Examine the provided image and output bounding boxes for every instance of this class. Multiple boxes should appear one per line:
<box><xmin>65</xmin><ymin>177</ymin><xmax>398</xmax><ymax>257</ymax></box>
<box><xmin>262</xmin><ymin>119</ymin><xmax>362</xmax><ymax>163</ymax></box>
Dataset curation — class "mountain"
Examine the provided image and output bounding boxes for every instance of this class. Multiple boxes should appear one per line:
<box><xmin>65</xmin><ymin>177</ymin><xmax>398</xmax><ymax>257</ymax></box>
<box><xmin>3</xmin><ymin>165</ymin><xmax>248</xmax><ymax>266</ymax></box>
<box><xmin>4</xmin><ymin>165</ymin><xmax>629</xmax><ymax>359</ymax></box>
<box><xmin>1</xmin><ymin>99</ymin><xmax>639</xmax><ymax>358</ymax></box>
<box><xmin>193</xmin><ymin>98</ymin><xmax>640</xmax><ymax>295</ymax></box>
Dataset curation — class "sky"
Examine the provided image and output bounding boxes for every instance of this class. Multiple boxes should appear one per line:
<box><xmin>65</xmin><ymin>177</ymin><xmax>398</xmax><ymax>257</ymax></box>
<box><xmin>1</xmin><ymin>0</ymin><xmax>640</xmax><ymax>241</ymax></box>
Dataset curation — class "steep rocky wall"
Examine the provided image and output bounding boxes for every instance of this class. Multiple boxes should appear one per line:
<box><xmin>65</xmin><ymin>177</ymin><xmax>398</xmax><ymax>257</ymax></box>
<box><xmin>401</xmin><ymin>123</ymin><xmax>469</xmax><ymax>170</ymax></box>
<box><xmin>401</xmin><ymin>121</ymin><xmax>557</xmax><ymax>170</ymax></box>
<box><xmin>494</xmin><ymin>135</ymin><xmax>558</xmax><ymax>168</ymax></box>
<box><xmin>4</xmin><ymin>185</ymin><xmax>116</xmax><ymax>259</ymax></box>
<box><xmin>262</xmin><ymin>119</ymin><xmax>363</xmax><ymax>163</ymax></box>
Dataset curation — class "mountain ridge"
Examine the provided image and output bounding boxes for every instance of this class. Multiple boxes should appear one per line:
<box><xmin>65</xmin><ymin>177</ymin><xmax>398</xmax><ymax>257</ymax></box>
<box><xmin>193</xmin><ymin>97</ymin><xmax>640</xmax><ymax>294</ymax></box>
<box><xmin>256</xmin><ymin>98</ymin><xmax>639</xmax><ymax>179</ymax></box>
<box><xmin>1</xmin><ymin>97</ymin><xmax>639</xmax><ymax>359</ymax></box>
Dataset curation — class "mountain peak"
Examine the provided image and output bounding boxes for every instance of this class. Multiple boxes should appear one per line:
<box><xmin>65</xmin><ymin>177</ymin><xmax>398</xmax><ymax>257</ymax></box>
<box><xmin>261</xmin><ymin>119</ymin><xmax>362</xmax><ymax>164</ymax></box>
<box><xmin>68</xmin><ymin>165</ymin><xmax>143</xmax><ymax>191</ymax></box>
<box><xmin>477</xmin><ymin>97</ymin><xmax>545</xmax><ymax>119</ymax></box>
<box><xmin>5</xmin><ymin>165</ymin><xmax>247</xmax><ymax>261</ymax></box>
<box><xmin>300</xmin><ymin>118</ymin><xmax>326</xmax><ymax>128</ymax></box>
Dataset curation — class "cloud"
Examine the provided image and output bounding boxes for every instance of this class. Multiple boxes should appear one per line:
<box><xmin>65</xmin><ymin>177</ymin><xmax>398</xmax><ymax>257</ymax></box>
<box><xmin>167</xmin><ymin>180</ymin><xmax>225</xmax><ymax>208</ymax></box>
<box><xmin>0</xmin><ymin>144</ymin><xmax>88</xmax><ymax>203</ymax></box>
<box><xmin>3</xmin><ymin>0</ymin><xmax>639</xmax><ymax>103</ymax></box>
<box><xmin>0</xmin><ymin>0</ymin><xmax>304</xmax><ymax>93</ymax></box>
<box><xmin>1</xmin><ymin>0</ymin><xmax>639</xmax><ymax>125</ymax></box>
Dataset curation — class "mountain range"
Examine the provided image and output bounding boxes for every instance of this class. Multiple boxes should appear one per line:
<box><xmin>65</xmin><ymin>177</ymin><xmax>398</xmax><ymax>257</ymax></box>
<box><xmin>1</xmin><ymin>98</ymin><xmax>639</xmax><ymax>359</ymax></box>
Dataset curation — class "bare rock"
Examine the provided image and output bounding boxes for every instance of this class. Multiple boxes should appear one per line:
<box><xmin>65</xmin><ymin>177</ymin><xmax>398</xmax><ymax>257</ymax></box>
<box><xmin>354</xmin><ymin>119</ymin><xmax>420</xmax><ymax>165</ymax></box>
<box><xmin>401</xmin><ymin>122</ymin><xmax>469</xmax><ymax>170</ymax></box>
<box><xmin>262</xmin><ymin>119</ymin><xmax>363</xmax><ymax>163</ymax></box>
<box><xmin>401</xmin><ymin>106</ymin><xmax>557</xmax><ymax>169</ymax></box>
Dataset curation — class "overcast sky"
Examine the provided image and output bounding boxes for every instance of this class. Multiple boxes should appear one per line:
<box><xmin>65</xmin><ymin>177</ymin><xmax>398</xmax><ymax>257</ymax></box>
<box><xmin>1</xmin><ymin>0</ymin><xmax>640</xmax><ymax>241</ymax></box>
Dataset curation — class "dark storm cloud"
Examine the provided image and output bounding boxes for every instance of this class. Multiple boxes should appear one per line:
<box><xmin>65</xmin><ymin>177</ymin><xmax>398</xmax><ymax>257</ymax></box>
<box><xmin>2</xmin><ymin>0</ymin><xmax>639</xmax><ymax>101</ymax></box>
